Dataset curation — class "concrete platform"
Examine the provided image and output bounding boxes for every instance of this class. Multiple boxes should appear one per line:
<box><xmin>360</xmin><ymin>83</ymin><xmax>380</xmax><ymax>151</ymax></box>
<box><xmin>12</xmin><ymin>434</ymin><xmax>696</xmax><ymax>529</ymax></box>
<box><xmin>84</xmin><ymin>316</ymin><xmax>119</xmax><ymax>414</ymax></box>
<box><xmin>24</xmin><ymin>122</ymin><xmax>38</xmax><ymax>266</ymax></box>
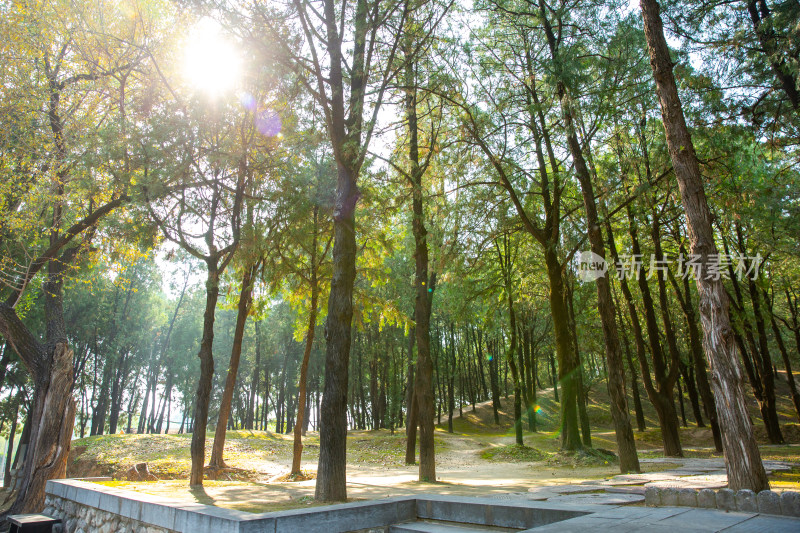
<box><xmin>43</xmin><ymin>480</ymin><xmax>800</xmax><ymax>532</ymax></box>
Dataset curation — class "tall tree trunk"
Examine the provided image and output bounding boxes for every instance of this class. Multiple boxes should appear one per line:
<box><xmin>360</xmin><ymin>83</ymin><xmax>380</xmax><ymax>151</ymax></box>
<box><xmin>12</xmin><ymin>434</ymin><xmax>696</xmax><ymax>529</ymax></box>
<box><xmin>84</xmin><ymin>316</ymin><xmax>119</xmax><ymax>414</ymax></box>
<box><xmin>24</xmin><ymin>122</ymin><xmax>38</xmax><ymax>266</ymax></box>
<box><xmin>108</xmin><ymin>352</ymin><xmax>129</xmax><ymax>434</ymax></box>
<box><xmin>681</xmin><ymin>362</ymin><xmax>704</xmax><ymax>427</ymax></box>
<box><xmin>209</xmin><ymin>263</ymin><xmax>256</xmax><ymax>471</ymax></box>
<box><xmin>488</xmin><ymin>337</ymin><xmax>502</xmax><ymax>425</ymax></box>
<box><xmin>315</xmin><ymin>160</ymin><xmax>358</xmax><ymax>500</ymax></box>
<box><xmin>0</xmin><ymin>255</ymin><xmax>77</xmax><ymax>513</ymax></box>
<box><xmin>628</xmin><ymin>205</ymin><xmax>683</xmax><ymax>457</ymax></box>
<box><xmin>668</xmin><ymin>266</ymin><xmax>722</xmax><ymax>451</ymax></box>
<box><xmin>496</xmin><ymin>235</ymin><xmax>523</xmax><ymax>445</ymax></box>
<box><xmin>622</xmin><ymin>328</ymin><xmax>647</xmax><ymax>432</ymax></box>
<box><xmin>3</xmin><ymin>395</ymin><xmax>20</xmax><ymax>488</ymax></box>
<box><xmin>565</xmin><ymin>280</ymin><xmax>592</xmax><ymax>449</ymax></box>
<box><xmin>401</xmin><ymin>51</ymin><xmax>438</xmax><ymax>481</ymax></box>
<box><xmin>548</xmin><ymin>350</ymin><xmax>559</xmax><ymax>402</ymax></box>
<box><xmin>405</xmin><ymin>324</ymin><xmax>418</xmax><ymax>464</ymax></box>
<box><xmin>189</xmin><ymin>261</ymin><xmax>221</xmax><ymax>486</ymax></box>
<box><xmin>639</xmin><ymin>0</ymin><xmax>769</xmax><ymax>491</ymax></box>
<box><xmin>544</xmin><ymin>248</ymin><xmax>581</xmax><ymax>450</ymax></box>
<box><xmin>91</xmin><ymin>354</ymin><xmax>113</xmax><ymax>436</ymax></box>
<box><xmin>557</xmin><ymin>60</ymin><xmax>641</xmax><ymax>466</ymax></box>
<box><xmin>771</xmin><ymin>314</ymin><xmax>800</xmax><ymax>422</ymax></box>
<box><xmin>739</xmin><ymin>238</ymin><xmax>783</xmax><ymax>443</ymax></box>
<box><xmin>292</xmin><ymin>236</ymin><xmax>320</xmax><ymax>475</ymax></box>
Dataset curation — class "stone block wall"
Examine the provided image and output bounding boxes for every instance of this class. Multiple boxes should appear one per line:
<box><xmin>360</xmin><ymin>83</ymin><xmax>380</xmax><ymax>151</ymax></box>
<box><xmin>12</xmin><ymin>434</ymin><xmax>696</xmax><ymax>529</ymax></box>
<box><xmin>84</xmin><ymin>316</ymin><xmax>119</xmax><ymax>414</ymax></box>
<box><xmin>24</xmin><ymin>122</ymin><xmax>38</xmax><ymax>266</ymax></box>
<box><xmin>645</xmin><ymin>486</ymin><xmax>800</xmax><ymax>517</ymax></box>
<box><xmin>44</xmin><ymin>493</ymin><xmax>173</xmax><ymax>533</ymax></box>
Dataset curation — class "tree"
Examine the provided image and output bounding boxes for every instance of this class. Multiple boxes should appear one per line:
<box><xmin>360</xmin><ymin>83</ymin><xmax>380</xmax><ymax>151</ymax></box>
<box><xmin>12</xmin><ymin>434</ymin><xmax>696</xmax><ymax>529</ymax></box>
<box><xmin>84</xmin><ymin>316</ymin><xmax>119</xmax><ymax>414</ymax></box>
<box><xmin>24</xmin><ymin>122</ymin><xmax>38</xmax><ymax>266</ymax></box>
<box><xmin>247</xmin><ymin>0</ymin><xmax>449</xmax><ymax>499</ymax></box>
<box><xmin>144</xmin><ymin>99</ymin><xmax>252</xmax><ymax>485</ymax></box>
<box><xmin>639</xmin><ymin>0</ymin><xmax>769</xmax><ymax>492</ymax></box>
<box><xmin>0</xmin><ymin>0</ymin><xmax>156</xmax><ymax>512</ymax></box>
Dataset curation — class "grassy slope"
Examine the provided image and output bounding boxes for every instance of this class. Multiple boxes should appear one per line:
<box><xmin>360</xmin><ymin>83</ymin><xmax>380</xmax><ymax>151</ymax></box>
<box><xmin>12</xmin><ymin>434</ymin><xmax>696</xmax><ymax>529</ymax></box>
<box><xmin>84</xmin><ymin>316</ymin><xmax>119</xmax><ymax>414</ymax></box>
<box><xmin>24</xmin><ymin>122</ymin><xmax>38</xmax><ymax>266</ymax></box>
<box><xmin>69</xmin><ymin>372</ymin><xmax>800</xmax><ymax>481</ymax></box>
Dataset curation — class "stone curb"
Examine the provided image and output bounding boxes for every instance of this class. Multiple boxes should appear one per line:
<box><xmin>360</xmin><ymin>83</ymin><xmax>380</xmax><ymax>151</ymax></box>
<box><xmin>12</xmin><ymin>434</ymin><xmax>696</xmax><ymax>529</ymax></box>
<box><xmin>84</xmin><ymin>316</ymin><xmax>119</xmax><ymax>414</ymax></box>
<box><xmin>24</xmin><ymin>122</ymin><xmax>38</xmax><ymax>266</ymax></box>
<box><xmin>645</xmin><ymin>486</ymin><xmax>800</xmax><ymax>517</ymax></box>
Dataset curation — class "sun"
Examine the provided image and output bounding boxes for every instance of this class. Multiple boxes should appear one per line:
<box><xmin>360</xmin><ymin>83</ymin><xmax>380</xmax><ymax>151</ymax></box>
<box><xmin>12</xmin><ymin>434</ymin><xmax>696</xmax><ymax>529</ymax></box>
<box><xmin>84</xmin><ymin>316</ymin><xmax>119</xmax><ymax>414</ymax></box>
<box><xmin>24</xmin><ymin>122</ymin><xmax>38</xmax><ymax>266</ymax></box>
<box><xmin>182</xmin><ymin>18</ymin><xmax>242</xmax><ymax>97</ymax></box>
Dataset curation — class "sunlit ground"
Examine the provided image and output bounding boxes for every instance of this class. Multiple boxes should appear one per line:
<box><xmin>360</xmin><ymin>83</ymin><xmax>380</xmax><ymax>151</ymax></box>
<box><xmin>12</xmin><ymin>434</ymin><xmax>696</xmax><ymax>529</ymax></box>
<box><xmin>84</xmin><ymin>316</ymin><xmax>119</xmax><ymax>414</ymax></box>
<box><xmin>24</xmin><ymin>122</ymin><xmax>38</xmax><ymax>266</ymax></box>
<box><xmin>64</xmin><ymin>382</ymin><xmax>800</xmax><ymax>514</ymax></box>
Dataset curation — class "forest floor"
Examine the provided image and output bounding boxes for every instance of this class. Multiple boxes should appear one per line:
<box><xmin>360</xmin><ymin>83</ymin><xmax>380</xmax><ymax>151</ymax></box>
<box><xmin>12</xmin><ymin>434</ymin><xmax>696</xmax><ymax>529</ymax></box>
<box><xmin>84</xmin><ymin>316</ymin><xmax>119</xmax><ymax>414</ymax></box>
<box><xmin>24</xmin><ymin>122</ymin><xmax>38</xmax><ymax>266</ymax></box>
<box><xmin>67</xmin><ymin>375</ymin><xmax>800</xmax><ymax>513</ymax></box>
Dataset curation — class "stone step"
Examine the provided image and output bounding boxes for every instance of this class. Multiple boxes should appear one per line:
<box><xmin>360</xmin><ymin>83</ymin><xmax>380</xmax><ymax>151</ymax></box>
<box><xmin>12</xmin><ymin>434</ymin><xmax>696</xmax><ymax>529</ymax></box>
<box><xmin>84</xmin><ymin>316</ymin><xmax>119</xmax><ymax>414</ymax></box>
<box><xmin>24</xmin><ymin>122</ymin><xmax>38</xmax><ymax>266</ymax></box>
<box><xmin>389</xmin><ymin>519</ymin><xmax>521</xmax><ymax>533</ymax></box>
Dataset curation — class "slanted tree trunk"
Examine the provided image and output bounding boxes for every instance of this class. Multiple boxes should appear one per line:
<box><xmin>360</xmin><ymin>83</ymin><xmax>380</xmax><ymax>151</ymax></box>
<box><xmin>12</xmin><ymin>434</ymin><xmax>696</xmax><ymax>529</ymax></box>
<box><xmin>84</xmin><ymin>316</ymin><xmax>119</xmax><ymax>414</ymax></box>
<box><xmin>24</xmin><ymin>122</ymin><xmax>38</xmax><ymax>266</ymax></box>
<box><xmin>551</xmin><ymin>37</ymin><xmax>641</xmax><ymax>461</ymax></box>
<box><xmin>772</xmin><ymin>312</ymin><xmax>800</xmax><ymax>422</ymax></box>
<box><xmin>190</xmin><ymin>261</ymin><xmax>221</xmax><ymax>486</ymax></box>
<box><xmin>495</xmin><ymin>234</ymin><xmax>523</xmax><ymax>445</ymax></box>
<box><xmin>0</xmin><ymin>254</ymin><xmax>77</xmax><ymax>514</ymax></box>
<box><xmin>668</xmin><ymin>264</ymin><xmax>722</xmax><ymax>451</ymax></box>
<box><xmin>738</xmin><ymin>237</ymin><xmax>783</xmax><ymax>444</ymax></box>
<box><xmin>292</xmin><ymin>218</ymin><xmax>320</xmax><ymax>476</ymax></box>
<box><xmin>639</xmin><ymin>0</ymin><xmax>769</xmax><ymax>491</ymax></box>
<box><xmin>209</xmin><ymin>263</ymin><xmax>257</xmax><ymax>471</ymax></box>
<box><xmin>565</xmin><ymin>280</ymin><xmax>592</xmax><ymax>449</ymax></box>
<box><xmin>745</xmin><ymin>0</ymin><xmax>799</xmax><ymax>110</ymax></box>
<box><xmin>628</xmin><ymin>204</ymin><xmax>682</xmax><ymax>457</ymax></box>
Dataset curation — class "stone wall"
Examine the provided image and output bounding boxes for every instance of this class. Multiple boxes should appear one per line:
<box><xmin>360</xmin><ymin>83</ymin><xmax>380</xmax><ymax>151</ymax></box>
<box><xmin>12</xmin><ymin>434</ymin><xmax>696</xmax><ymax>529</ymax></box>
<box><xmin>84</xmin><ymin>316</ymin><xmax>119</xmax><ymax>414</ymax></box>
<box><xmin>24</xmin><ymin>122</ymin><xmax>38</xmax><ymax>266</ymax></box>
<box><xmin>44</xmin><ymin>493</ymin><xmax>173</xmax><ymax>533</ymax></box>
<box><xmin>645</xmin><ymin>486</ymin><xmax>800</xmax><ymax>517</ymax></box>
<box><xmin>45</xmin><ymin>479</ymin><xmax>249</xmax><ymax>532</ymax></box>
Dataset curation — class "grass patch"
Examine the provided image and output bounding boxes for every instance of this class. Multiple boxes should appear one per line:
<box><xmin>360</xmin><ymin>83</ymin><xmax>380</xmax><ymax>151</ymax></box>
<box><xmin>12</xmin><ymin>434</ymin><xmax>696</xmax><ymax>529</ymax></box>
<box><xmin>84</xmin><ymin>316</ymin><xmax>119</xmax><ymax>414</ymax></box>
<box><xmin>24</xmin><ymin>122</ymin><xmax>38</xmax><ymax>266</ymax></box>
<box><xmin>770</xmin><ymin>467</ymin><xmax>800</xmax><ymax>491</ymax></box>
<box><xmin>480</xmin><ymin>444</ymin><xmax>550</xmax><ymax>462</ymax></box>
<box><xmin>547</xmin><ymin>448</ymin><xmax>618</xmax><ymax>467</ymax></box>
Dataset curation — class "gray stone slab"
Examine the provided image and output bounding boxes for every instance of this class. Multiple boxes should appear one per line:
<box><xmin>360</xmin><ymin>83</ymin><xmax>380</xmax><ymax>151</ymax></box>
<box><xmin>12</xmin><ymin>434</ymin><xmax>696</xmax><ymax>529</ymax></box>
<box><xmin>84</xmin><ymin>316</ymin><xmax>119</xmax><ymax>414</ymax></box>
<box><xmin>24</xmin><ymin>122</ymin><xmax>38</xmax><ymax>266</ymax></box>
<box><xmin>588</xmin><ymin>507</ymin><xmax>690</xmax><ymax>522</ymax></box>
<box><xmin>592</xmin><ymin>524</ymin><xmax>707</xmax><ymax>533</ymax></box>
<box><xmin>605</xmin><ymin>486</ymin><xmax>645</xmax><ymax>495</ymax></box>
<box><xmin>780</xmin><ymin>491</ymin><xmax>800</xmax><ymax>517</ymax></box>
<box><xmin>717</xmin><ymin>488</ymin><xmax>736</xmax><ymax>511</ymax></box>
<box><xmin>720</xmin><ymin>515</ymin><xmax>800</xmax><ymax>533</ymax></box>
<box><xmin>735</xmin><ymin>489</ymin><xmax>757</xmax><ymax>513</ymax></box>
<box><xmin>654</xmin><ymin>508</ymin><xmax>756</xmax><ymax>530</ymax></box>
<box><xmin>757</xmin><ymin>490</ymin><xmax>782</xmax><ymax>515</ymax></box>
<box><xmin>601</xmin><ymin>478</ymin><xmax>649</xmax><ymax>486</ymax></box>
<box><xmin>645</xmin><ymin>486</ymin><xmax>660</xmax><ymax>507</ymax></box>
<box><xmin>416</xmin><ymin>499</ymin><xmax>486</xmax><ymax>525</ymax></box>
<box><xmin>677</xmin><ymin>488</ymin><xmax>698</xmax><ymax>507</ymax></box>
<box><xmin>517</xmin><ymin>515</ymin><xmax>627</xmax><ymax>533</ymax></box>
<box><xmin>552</xmin><ymin>484</ymin><xmax>607</xmax><ymax>494</ymax></box>
<box><xmin>547</xmin><ymin>493</ymin><xmax>644</xmax><ymax>505</ymax></box>
<box><xmin>518</xmin><ymin>510</ymin><xmax>707</xmax><ymax>533</ymax></box>
<box><xmin>390</xmin><ymin>522</ymin><xmax>504</xmax><ymax>533</ymax></box>
<box><xmin>646</xmin><ymin>479</ymin><xmax>728</xmax><ymax>490</ymax></box>
<box><xmin>613</xmin><ymin>472</ymin><xmax>679</xmax><ymax>482</ymax></box>
<box><xmin>271</xmin><ymin>499</ymin><xmax>416</xmax><ymax>533</ymax></box>
<box><xmin>660</xmin><ymin>488</ymin><xmax>678</xmax><ymax>506</ymax></box>
<box><xmin>697</xmin><ymin>489</ymin><xmax>717</xmax><ymax>509</ymax></box>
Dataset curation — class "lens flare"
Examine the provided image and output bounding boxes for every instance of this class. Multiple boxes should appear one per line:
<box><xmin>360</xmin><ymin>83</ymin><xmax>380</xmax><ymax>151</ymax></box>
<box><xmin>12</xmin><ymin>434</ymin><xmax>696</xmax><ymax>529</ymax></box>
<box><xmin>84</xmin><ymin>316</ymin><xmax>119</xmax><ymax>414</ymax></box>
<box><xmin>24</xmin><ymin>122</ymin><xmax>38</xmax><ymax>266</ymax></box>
<box><xmin>256</xmin><ymin>109</ymin><xmax>282</xmax><ymax>137</ymax></box>
<box><xmin>182</xmin><ymin>18</ymin><xmax>242</xmax><ymax>96</ymax></box>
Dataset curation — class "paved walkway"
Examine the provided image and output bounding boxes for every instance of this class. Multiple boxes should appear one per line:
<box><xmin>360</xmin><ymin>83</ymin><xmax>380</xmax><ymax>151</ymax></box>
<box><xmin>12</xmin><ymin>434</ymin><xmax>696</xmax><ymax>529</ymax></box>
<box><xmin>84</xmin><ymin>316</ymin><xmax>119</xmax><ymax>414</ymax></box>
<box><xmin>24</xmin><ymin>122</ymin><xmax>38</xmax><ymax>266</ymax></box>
<box><xmin>480</xmin><ymin>457</ymin><xmax>800</xmax><ymax>531</ymax></box>
<box><xmin>486</xmin><ymin>457</ymin><xmax>798</xmax><ymax>507</ymax></box>
<box><xmin>529</xmin><ymin>505</ymin><xmax>800</xmax><ymax>532</ymax></box>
